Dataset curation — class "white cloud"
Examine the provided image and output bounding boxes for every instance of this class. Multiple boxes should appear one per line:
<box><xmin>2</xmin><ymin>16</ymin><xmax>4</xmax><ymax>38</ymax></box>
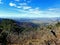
<box><xmin>26</xmin><ymin>8</ymin><xmax>41</xmax><ymax>15</ymax></box>
<box><xmin>9</xmin><ymin>2</ymin><xmax>16</xmax><ymax>7</ymax></box>
<box><xmin>48</xmin><ymin>8</ymin><xmax>55</xmax><ymax>11</ymax></box>
<box><xmin>22</xmin><ymin>6</ymin><xmax>31</xmax><ymax>10</ymax></box>
<box><xmin>0</xmin><ymin>0</ymin><xmax>3</xmax><ymax>4</ymax></box>
<box><xmin>15</xmin><ymin>2</ymin><xmax>31</xmax><ymax>10</ymax></box>
<box><xmin>16</xmin><ymin>7</ymin><xmax>60</xmax><ymax>18</ymax></box>
<box><xmin>19</xmin><ymin>3</ymin><xmax>27</xmax><ymax>6</ymax></box>
<box><xmin>8</xmin><ymin>1</ymin><xmax>60</xmax><ymax>18</ymax></box>
<box><xmin>9</xmin><ymin>0</ymin><xmax>31</xmax><ymax>10</ymax></box>
<box><xmin>0</xmin><ymin>0</ymin><xmax>2</xmax><ymax>2</ymax></box>
<box><xmin>17</xmin><ymin>6</ymin><xmax>22</xmax><ymax>8</ymax></box>
<box><xmin>9</xmin><ymin>2</ymin><xmax>31</xmax><ymax>10</ymax></box>
<box><xmin>0</xmin><ymin>8</ymin><xmax>60</xmax><ymax>18</ymax></box>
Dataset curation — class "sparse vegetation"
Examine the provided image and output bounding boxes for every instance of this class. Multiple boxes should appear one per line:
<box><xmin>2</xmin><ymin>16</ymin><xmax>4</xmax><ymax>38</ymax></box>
<box><xmin>0</xmin><ymin>19</ymin><xmax>60</xmax><ymax>45</ymax></box>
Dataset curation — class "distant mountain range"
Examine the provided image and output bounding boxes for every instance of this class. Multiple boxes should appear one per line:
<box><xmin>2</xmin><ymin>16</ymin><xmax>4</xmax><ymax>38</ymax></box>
<box><xmin>11</xmin><ymin>17</ymin><xmax>60</xmax><ymax>24</ymax></box>
<box><xmin>0</xmin><ymin>17</ymin><xmax>60</xmax><ymax>23</ymax></box>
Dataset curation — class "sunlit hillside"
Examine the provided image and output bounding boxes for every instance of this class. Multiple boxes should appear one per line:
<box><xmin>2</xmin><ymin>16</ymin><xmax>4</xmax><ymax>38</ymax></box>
<box><xmin>0</xmin><ymin>18</ymin><xmax>60</xmax><ymax>45</ymax></box>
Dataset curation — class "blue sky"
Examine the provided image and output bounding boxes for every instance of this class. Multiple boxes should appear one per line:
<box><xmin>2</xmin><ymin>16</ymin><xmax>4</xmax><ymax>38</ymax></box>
<box><xmin>0</xmin><ymin>0</ymin><xmax>60</xmax><ymax>18</ymax></box>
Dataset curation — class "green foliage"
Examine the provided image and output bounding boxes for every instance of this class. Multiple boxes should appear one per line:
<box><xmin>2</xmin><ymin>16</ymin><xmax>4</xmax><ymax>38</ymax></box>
<box><xmin>0</xmin><ymin>19</ymin><xmax>18</xmax><ymax>44</ymax></box>
<box><xmin>55</xmin><ymin>22</ymin><xmax>60</xmax><ymax>27</ymax></box>
<box><xmin>0</xmin><ymin>19</ymin><xmax>39</xmax><ymax>44</ymax></box>
<box><xmin>0</xmin><ymin>19</ymin><xmax>60</xmax><ymax>45</ymax></box>
<box><xmin>46</xmin><ymin>25</ymin><xmax>53</xmax><ymax>29</ymax></box>
<box><xmin>0</xmin><ymin>32</ymin><xmax>8</xmax><ymax>45</ymax></box>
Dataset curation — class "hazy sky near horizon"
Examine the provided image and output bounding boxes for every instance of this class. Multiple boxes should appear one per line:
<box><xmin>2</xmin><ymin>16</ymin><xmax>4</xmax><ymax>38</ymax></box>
<box><xmin>0</xmin><ymin>0</ymin><xmax>60</xmax><ymax>18</ymax></box>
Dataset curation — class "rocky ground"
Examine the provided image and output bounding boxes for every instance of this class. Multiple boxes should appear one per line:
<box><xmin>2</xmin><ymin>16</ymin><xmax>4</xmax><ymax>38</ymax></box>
<box><xmin>0</xmin><ymin>19</ymin><xmax>60</xmax><ymax>45</ymax></box>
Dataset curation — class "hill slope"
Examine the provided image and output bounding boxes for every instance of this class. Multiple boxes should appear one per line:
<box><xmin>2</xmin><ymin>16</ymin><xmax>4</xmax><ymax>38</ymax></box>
<box><xmin>0</xmin><ymin>18</ymin><xmax>60</xmax><ymax>45</ymax></box>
